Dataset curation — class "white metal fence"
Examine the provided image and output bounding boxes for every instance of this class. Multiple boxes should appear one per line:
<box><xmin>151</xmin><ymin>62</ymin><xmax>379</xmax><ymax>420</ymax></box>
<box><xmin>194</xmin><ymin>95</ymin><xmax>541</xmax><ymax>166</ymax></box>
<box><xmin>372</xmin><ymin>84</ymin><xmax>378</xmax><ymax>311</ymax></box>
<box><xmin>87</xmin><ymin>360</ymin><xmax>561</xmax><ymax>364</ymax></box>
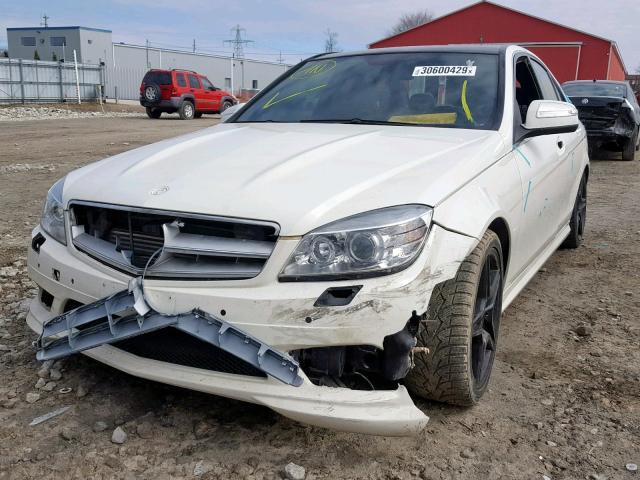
<box><xmin>104</xmin><ymin>66</ymin><xmax>148</xmax><ymax>101</ymax></box>
<box><xmin>0</xmin><ymin>58</ymin><xmax>104</xmax><ymax>103</ymax></box>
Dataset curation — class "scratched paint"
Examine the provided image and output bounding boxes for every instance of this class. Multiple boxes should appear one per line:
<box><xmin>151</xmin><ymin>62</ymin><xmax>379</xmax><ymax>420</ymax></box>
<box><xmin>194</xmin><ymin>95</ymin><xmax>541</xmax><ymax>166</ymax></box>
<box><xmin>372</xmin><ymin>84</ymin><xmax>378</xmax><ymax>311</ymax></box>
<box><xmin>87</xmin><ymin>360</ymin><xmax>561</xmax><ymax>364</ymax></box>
<box><xmin>515</xmin><ymin>147</ymin><xmax>531</xmax><ymax>167</ymax></box>
<box><xmin>523</xmin><ymin>180</ymin><xmax>532</xmax><ymax>212</ymax></box>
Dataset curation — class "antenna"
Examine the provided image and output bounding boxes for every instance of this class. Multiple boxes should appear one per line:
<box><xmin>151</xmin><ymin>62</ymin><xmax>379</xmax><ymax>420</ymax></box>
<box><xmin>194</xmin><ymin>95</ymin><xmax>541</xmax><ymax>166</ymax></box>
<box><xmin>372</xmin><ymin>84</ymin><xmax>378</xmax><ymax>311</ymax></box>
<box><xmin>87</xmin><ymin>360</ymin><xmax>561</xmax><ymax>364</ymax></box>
<box><xmin>41</xmin><ymin>14</ymin><xmax>50</xmax><ymax>28</ymax></box>
<box><xmin>277</xmin><ymin>50</ymin><xmax>284</xmax><ymax>64</ymax></box>
<box><xmin>224</xmin><ymin>25</ymin><xmax>253</xmax><ymax>58</ymax></box>
<box><xmin>192</xmin><ymin>39</ymin><xmax>196</xmax><ymax>53</ymax></box>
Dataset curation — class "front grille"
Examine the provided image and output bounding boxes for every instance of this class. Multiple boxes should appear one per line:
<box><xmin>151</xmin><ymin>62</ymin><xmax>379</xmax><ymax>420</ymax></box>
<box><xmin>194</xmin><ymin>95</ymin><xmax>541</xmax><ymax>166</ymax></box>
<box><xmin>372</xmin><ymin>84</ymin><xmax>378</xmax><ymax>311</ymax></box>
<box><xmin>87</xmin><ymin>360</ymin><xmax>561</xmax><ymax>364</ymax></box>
<box><xmin>114</xmin><ymin>328</ymin><xmax>266</xmax><ymax>377</ymax></box>
<box><xmin>70</xmin><ymin>202</ymin><xmax>279</xmax><ymax>280</ymax></box>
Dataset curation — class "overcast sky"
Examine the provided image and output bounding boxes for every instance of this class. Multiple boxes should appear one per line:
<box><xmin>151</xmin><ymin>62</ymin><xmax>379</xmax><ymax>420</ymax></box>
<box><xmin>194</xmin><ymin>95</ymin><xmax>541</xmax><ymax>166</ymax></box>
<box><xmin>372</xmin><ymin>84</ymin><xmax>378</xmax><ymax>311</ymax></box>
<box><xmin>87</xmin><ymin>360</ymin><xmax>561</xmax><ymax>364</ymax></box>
<box><xmin>1</xmin><ymin>0</ymin><xmax>639</xmax><ymax>70</ymax></box>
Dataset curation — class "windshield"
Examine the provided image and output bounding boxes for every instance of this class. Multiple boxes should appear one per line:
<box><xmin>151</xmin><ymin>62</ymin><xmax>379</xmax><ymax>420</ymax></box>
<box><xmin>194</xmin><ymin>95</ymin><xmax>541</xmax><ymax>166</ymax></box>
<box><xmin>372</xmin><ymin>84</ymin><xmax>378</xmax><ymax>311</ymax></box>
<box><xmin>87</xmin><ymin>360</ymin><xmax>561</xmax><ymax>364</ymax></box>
<box><xmin>234</xmin><ymin>52</ymin><xmax>501</xmax><ymax>129</ymax></box>
<box><xmin>563</xmin><ymin>82</ymin><xmax>626</xmax><ymax>98</ymax></box>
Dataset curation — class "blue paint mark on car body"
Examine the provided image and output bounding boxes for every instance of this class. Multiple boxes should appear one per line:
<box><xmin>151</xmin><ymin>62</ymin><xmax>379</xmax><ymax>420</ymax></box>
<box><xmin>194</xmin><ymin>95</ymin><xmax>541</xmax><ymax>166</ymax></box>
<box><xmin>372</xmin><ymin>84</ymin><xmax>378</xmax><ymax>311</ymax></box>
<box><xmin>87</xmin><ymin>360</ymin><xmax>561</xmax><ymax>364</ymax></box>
<box><xmin>523</xmin><ymin>180</ymin><xmax>532</xmax><ymax>212</ymax></box>
<box><xmin>515</xmin><ymin>147</ymin><xmax>532</xmax><ymax>167</ymax></box>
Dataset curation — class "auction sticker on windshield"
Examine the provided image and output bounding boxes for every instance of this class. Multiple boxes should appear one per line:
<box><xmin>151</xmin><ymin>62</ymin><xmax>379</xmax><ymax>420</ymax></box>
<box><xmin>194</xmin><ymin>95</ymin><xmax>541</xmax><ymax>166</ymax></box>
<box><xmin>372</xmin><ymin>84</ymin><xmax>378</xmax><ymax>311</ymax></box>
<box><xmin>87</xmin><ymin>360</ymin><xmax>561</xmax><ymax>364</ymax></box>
<box><xmin>412</xmin><ymin>65</ymin><xmax>477</xmax><ymax>77</ymax></box>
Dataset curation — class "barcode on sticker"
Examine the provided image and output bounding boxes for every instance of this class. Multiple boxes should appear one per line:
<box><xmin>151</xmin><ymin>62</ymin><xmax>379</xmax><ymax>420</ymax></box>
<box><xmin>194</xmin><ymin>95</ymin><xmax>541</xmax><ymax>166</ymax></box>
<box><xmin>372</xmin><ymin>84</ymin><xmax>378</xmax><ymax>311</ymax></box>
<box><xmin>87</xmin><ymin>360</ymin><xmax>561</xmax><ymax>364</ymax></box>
<box><xmin>412</xmin><ymin>66</ymin><xmax>477</xmax><ymax>77</ymax></box>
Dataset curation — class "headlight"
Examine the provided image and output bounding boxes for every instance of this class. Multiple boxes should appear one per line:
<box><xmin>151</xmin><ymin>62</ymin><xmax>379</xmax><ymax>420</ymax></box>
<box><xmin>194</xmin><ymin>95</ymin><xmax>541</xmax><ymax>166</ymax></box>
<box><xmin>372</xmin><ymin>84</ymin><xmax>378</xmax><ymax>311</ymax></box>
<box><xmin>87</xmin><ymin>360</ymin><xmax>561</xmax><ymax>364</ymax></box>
<box><xmin>279</xmin><ymin>205</ymin><xmax>432</xmax><ymax>281</ymax></box>
<box><xmin>41</xmin><ymin>177</ymin><xmax>66</xmax><ymax>245</ymax></box>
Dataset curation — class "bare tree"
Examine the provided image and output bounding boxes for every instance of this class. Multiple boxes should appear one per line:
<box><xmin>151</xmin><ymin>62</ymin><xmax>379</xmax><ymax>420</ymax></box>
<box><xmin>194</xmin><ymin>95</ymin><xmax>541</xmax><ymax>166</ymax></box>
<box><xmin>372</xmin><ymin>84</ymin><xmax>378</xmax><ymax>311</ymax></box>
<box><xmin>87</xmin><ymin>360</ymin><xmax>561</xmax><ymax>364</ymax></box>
<box><xmin>389</xmin><ymin>9</ymin><xmax>434</xmax><ymax>36</ymax></box>
<box><xmin>324</xmin><ymin>28</ymin><xmax>339</xmax><ymax>53</ymax></box>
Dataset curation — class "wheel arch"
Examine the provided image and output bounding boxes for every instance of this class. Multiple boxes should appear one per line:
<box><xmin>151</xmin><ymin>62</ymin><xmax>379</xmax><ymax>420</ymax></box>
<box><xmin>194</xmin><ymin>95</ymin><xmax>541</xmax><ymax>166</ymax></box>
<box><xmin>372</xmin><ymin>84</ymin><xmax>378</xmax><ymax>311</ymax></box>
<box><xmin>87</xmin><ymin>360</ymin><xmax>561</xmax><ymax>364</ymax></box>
<box><xmin>487</xmin><ymin>217</ymin><xmax>510</xmax><ymax>277</ymax></box>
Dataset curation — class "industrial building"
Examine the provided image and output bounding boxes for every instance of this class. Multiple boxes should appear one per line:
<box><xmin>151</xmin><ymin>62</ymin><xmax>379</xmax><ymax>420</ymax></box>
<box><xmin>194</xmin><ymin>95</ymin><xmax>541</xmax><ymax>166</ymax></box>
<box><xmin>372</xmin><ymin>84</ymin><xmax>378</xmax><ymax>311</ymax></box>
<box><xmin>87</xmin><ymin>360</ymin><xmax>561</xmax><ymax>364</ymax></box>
<box><xmin>6</xmin><ymin>25</ymin><xmax>291</xmax><ymax>101</ymax></box>
<box><xmin>369</xmin><ymin>1</ymin><xmax>627</xmax><ymax>83</ymax></box>
<box><xmin>7</xmin><ymin>26</ymin><xmax>113</xmax><ymax>65</ymax></box>
<box><xmin>108</xmin><ymin>43</ymin><xmax>289</xmax><ymax>100</ymax></box>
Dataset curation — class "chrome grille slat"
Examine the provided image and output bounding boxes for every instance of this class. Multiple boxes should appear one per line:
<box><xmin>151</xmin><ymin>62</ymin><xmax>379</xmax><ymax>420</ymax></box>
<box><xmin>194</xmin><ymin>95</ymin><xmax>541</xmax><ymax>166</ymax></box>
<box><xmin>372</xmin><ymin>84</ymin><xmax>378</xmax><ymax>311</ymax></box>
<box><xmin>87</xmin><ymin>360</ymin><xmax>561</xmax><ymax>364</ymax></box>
<box><xmin>70</xmin><ymin>203</ymin><xmax>278</xmax><ymax>280</ymax></box>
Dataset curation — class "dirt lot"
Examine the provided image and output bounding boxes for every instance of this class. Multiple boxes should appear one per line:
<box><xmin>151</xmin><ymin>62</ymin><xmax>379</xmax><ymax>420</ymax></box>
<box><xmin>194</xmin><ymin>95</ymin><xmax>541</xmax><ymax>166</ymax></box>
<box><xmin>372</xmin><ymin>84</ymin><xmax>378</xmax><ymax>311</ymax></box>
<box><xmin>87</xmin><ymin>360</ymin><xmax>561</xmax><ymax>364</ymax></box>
<box><xmin>0</xmin><ymin>112</ymin><xmax>638</xmax><ymax>480</ymax></box>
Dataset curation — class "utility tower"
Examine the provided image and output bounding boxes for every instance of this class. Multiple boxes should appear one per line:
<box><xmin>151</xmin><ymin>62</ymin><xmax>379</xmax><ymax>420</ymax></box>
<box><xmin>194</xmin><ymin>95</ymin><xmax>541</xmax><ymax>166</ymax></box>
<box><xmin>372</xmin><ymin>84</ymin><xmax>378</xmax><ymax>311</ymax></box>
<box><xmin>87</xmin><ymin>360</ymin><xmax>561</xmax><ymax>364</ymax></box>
<box><xmin>224</xmin><ymin>25</ymin><xmax>253</xmax><ymax>58</ymax></box>
<box><xmin>41</xmin><ymin>14</ymin><xmax>50</xmax><ymax>28</ymax></box>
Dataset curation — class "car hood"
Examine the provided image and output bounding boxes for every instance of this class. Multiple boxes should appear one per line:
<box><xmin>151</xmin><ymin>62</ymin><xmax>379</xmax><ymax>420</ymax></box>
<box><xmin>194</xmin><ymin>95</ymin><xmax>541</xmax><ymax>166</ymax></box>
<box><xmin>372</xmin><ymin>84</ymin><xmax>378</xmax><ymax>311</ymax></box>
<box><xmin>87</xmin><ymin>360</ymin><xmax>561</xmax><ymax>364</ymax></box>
<box><xmin>64</xmin><ymin>123</ymin><xmax>506</xmax><ymax>235</ymax></box>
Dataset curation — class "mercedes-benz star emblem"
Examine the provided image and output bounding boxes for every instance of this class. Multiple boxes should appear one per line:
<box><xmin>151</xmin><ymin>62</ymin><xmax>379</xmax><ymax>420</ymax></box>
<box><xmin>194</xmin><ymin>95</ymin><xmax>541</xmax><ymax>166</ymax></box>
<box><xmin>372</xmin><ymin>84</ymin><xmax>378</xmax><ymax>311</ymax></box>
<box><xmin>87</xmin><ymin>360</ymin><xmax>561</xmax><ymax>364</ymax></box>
<box><xmin>149</xmin><ymin>185</ymin><xmax>170</xmax><ymax>196</ymax></box>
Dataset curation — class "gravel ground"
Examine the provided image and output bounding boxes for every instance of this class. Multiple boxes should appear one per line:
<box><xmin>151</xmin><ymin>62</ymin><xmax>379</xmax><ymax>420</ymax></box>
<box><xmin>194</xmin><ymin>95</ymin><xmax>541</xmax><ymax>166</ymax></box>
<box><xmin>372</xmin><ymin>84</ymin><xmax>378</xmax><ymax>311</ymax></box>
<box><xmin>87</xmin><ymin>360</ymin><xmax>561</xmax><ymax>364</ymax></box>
<box><xmin>0</xmin><ymin>116</ymin><xmax>638</xmax><ymax>480</ymax></box>
<box><xmin>0</xmin><ymin>104</ymin><xmax>147</xmax><ymax>122</ymax></box>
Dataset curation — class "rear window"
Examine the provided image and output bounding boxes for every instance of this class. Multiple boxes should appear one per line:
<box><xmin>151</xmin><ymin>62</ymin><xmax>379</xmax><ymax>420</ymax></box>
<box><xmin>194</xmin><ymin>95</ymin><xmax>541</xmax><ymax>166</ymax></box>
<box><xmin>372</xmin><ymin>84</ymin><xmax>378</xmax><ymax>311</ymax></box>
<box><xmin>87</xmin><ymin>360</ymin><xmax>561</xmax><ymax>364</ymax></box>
<box><xmin>176</xmin><ymin>73</ymin><xmax>187</xmax><ymax>87</ymax></box>
<box><xmin>563</xmin><ymin>82</ymin><xmax>626</xmax><ymax>98</ymax></box>
<box><xmin>143</xmin><ymin>71</ymin><xmax>172</xmax><ymax>85</ymax></box>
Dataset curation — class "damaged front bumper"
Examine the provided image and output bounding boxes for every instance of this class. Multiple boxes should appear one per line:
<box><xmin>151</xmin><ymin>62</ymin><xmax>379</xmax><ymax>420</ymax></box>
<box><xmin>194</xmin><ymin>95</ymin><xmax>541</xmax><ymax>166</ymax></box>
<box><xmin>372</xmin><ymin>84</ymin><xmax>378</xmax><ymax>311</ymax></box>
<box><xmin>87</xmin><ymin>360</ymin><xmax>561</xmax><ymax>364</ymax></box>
<box><xmin>37</xmin><ymin>285</ymin><xmax>304</xmax><ymax>386</ymax></box>
<box><xmin>29</xmin><ymin>294</ymin><xmax>427</xmax><ymax>435</ymax></box>
<box><xmin>27</xmin><ymin>223</ymin><xmax>477</xmax><ymax>436</ymax></box>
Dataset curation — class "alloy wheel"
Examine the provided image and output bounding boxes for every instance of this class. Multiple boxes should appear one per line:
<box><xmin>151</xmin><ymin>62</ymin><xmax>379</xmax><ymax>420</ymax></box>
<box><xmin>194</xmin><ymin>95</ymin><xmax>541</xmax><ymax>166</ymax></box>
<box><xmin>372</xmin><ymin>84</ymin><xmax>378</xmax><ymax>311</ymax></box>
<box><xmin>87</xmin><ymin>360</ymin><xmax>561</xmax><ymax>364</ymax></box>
<box><xmin>471</xmin><ymin>249</ymin><xmax>502</xmax><ymax>390</ymax></box>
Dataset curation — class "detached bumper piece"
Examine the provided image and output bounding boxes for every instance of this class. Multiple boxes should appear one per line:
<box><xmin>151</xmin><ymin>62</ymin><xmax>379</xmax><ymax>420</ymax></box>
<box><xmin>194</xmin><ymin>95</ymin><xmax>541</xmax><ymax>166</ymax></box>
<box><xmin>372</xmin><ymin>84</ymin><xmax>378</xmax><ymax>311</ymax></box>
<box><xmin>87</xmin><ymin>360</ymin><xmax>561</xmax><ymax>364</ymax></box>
<box><xmin>37</xmin><ymin>289</ymin><xmax>304</xmax><ymax>387</ymax></box>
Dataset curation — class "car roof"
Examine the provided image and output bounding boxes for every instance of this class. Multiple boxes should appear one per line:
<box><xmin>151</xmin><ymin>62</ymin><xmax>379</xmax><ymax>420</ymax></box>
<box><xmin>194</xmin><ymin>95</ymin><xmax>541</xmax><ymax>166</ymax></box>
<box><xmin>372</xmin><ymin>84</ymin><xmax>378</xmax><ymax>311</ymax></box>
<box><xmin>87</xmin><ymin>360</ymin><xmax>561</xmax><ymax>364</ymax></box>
<box><xmin>318</xmin><ymin>44</ymin><xmax>510</xmax><ymax>59</ymax></box>
<box><xmin>147</xmin><ymin>69</ymin><xmax>200</xmax><ymax>74</ymax></box>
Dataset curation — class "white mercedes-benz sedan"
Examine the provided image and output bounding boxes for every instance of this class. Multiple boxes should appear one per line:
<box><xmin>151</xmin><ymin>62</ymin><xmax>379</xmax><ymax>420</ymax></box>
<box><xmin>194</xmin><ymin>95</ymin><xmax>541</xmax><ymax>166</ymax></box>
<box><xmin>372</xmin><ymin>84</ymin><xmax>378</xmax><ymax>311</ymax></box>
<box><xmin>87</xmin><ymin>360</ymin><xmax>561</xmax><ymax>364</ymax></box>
<box><xmin>27</xmin><ymin>45</ymin><xmax>588</xmax><ymax>436</ymax></box>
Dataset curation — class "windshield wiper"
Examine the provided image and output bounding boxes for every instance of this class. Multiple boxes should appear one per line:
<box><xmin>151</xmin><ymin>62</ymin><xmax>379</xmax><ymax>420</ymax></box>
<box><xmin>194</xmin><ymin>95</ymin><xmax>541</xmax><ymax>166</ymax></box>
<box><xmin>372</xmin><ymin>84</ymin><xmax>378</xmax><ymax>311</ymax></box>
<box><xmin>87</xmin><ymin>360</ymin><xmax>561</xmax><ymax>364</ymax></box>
<box><xmin>300</xmin><ymin>118</ymin><xmax>419</xmax><ymax>126</ymax></box>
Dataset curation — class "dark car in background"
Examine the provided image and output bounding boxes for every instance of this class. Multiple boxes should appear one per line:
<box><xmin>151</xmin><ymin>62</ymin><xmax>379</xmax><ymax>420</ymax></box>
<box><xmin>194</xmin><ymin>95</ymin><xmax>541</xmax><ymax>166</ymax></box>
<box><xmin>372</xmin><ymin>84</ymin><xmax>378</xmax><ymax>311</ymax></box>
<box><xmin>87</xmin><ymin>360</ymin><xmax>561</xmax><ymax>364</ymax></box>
<box><xmin>563</xmin><ymin>80</ymin><xmax>640</xmax><ymax>160</ymax></box>
<box><xmin>140</xmin><ymin>69</ymin><xmax>237</xmax><ymax>120</ymax></box>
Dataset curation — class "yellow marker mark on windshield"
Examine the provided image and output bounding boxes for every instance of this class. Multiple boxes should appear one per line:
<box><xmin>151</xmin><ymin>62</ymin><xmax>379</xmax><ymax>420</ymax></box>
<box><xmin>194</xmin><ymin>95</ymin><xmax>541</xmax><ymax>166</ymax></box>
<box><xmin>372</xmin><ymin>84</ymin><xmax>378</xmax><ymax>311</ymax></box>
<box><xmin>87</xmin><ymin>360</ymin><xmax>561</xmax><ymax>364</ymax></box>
<box><xmin>262</xmin><ymin>84</ymin><xmax>328</xmax><ymax>110</ymax></box>
<box><xmin>290</xmin><ymin>60</ymin><xmax>336</xmax><ymax>80</ymax></box>
<box><xmin>388</xmin><ymin>113</ymin><xmax>457</xmax><ymax>125</ymax></box>
<box><xmin>461</xmin><ymin>80</ymin><xmax>475</xmax><ymax>124</ymax></box>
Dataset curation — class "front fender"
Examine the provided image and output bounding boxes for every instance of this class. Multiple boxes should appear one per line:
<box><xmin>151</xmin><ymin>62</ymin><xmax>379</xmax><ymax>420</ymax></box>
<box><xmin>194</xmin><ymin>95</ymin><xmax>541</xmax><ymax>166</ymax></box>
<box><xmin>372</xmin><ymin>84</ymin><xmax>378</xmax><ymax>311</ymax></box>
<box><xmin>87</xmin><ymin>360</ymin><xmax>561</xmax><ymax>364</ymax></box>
<box><xmin>432</xmin><ymin>153</ymin><xmax>522</xmax><ymax>242</ymax></box>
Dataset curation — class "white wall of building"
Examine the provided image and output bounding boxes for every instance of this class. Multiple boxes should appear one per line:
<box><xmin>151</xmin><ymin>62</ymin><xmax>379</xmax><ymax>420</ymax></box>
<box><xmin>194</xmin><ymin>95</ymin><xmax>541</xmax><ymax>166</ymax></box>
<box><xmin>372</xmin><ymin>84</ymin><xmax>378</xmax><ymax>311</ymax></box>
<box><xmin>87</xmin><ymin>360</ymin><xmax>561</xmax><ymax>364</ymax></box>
<box><xmin>107</xmin><ymin>43</ymin><xmax>291</xmax><ymax>100</ymax></box>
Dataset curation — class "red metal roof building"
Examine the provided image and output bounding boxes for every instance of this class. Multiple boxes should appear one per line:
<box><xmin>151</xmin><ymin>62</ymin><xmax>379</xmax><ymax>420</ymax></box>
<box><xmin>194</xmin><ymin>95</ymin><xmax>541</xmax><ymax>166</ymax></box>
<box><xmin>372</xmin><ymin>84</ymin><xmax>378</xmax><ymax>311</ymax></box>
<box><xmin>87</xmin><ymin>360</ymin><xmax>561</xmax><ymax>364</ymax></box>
<box><xmin>369</xmin><ymin>1</ymin><xmax>627</xmax><ymax>83</ymax></box>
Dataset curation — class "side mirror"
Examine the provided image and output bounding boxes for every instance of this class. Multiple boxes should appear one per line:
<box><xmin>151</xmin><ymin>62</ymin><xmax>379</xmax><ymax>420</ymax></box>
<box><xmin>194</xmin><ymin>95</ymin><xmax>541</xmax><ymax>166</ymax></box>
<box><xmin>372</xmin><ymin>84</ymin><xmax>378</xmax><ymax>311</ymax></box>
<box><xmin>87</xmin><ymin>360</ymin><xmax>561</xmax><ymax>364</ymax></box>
<box><xmin>521</xmin><ymin>100</ymin><xmax>579</xmax><ymax>140</ymax></box>
<box><xmin>221</xmin><ymin>103</ymin><xmax>246</xmax><ymax>123</ymax></box>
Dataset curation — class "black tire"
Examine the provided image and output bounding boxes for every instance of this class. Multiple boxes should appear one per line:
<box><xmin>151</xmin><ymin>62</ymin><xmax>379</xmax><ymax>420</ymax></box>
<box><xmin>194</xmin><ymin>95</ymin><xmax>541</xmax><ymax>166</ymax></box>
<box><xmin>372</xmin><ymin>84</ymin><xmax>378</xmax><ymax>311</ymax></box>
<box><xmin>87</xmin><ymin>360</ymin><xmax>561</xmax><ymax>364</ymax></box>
<box><xmin>145</xmin><ymin>107</ymin><xmax>161</xmax><ymax>119</ymax></box>
<box><xmin>622</xmin><ymin>128</ymin><xmax>638</xmax><ymax>161</ymax></box>
<box><xmin>221</xmin><ymin>100</ymin><xmax>233</xmax><ymax>112</ymax></box>
<box><xmin>194</xmin><ymin>112</ymin><xmax>203</xmax><ymax>119</ymax></box>
<box><xmin>405</xmin><ymin>230</ymin><xmax>503</xmax><ymax>406</ymax></box>
<box><xmin>178</xmin><ymin>100</ymin><xmax>195</xmax><ymax>120</ymax></box>
<box><xmin>561</xmin><ymin>173</ymin><xmax>587</xmax><ymax>249</ymax></box>
<box><xmin>142</xmin><ymin>84</ymin><xmax>161</xmax><ymax>105</ymax></box>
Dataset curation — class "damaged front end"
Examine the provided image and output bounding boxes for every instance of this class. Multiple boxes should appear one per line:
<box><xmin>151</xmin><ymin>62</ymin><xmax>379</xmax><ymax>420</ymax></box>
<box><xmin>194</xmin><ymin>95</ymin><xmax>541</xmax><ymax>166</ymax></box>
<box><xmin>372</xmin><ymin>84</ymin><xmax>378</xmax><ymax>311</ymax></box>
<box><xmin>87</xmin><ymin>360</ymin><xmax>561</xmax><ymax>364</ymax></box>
<box><xmin>293</xmin><ymin>313</ymin><xmax>422</xmax><ymax>390</ymax></box>
<box><xmin>29</xmin><ymin>202</ymin><xmax>480</xmax><ymax>435</ymax></box>
<box><xmin>35</xmin><ymin>280</ymin><xmax>430</xmax><ymax>436</ymax></box>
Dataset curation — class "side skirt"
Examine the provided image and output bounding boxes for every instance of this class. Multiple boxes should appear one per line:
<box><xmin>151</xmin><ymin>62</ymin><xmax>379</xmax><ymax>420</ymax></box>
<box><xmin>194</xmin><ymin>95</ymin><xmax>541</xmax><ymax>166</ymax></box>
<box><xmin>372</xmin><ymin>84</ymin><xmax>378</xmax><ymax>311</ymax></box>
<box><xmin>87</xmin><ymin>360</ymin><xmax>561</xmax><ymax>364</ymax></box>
<box><xmin>502</xmin><ymin>224</ymin><xmax>571</xmax><ymax>310</ymax></box>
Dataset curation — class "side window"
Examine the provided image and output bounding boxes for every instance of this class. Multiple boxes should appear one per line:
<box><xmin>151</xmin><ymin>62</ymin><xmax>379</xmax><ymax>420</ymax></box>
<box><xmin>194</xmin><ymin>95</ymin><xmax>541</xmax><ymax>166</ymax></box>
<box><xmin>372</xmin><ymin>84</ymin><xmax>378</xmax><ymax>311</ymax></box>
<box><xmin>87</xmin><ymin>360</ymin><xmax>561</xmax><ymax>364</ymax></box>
<box><xmin>176</xmin><ymin>73</ymin><xmax>186</xmax><ymax>87</ymax></box>
<box><xmin>530</xmin><ymin>61</ymin><xmax>560</xmax><ymax>101</ymax></box>
<box><xmin>188</xmin><ymin>74</ymin><xmax>201</xmax><ymax>89</ymax></box>
<box><xmin>515</xmin><ymin>58</ymin><xmax>541</xmax><ymax>122</ymax></box>
<box><xmin>201</xmin><ymin>77</ymin><xmax>214</xmax><ymax>90</ymax></box>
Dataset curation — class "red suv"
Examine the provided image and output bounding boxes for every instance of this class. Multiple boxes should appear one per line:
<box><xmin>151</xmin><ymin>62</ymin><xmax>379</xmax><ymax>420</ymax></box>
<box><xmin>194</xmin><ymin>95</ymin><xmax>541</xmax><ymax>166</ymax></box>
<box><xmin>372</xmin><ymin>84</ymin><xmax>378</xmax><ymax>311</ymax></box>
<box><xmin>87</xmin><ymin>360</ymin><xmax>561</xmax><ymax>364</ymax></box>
<box><xmin>140</xmin><ymin>69</ymin><xmax>237</xmax><ymax>120</ymax></box>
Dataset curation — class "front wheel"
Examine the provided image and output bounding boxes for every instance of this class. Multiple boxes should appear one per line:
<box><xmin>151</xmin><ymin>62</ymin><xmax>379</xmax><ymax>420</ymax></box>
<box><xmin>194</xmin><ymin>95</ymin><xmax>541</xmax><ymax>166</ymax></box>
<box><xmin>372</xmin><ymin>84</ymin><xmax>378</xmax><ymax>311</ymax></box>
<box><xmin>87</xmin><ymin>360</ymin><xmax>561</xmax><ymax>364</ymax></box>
<box><xmin>405</xmin><ymin>230</ymin><xmax>503</xmax><ymax>406</ymax></box>
<box><xmin>221</xmin><ymin>100</ymin><xmax>233</xmax><ymax>112</ymax></box>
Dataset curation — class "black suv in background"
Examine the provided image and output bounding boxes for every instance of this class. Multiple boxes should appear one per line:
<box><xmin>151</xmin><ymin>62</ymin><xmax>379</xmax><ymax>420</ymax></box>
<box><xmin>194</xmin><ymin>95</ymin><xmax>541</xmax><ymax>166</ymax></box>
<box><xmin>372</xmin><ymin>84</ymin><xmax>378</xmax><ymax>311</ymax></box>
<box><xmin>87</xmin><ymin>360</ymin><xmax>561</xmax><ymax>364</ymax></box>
<box><xmin>563</xmin><ymin>80</ymin><xmax>640</xmax><ymax>160</ymax></box>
